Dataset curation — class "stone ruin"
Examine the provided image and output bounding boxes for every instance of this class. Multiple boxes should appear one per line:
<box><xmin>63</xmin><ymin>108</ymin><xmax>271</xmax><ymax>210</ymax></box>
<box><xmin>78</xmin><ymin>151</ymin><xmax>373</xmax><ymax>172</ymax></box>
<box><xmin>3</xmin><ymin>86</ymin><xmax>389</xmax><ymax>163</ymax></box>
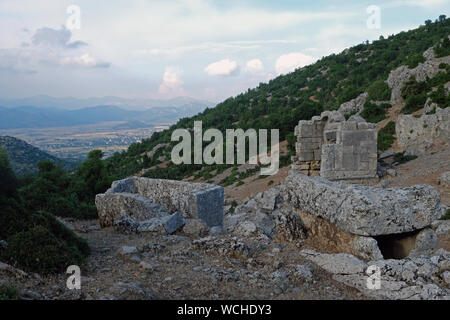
<box><xmin>292</xmin><ymin>110</ymin><xmax>378</xmax><ymax>184</ymax></box>
<box><xmin>95</xmin><ymin>177</ymin><xmax>224</xmax><ymax>235</ymax></box>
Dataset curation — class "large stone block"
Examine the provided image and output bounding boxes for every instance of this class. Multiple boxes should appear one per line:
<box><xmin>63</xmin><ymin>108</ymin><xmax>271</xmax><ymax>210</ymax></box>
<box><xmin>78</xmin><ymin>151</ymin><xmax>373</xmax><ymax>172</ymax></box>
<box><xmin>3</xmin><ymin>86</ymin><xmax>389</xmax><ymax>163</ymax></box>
<box><xmin>96</xmin><ymin>177</ymin><xmax>224</xmax><ymax>228</ymax></box>
<box><xmin>95</xmin><ymin>193</ymin><xmax>167</xmax><ymax>228</ymax></box>
<box><xmin>282</xmin><ymin>171</ymin><xmax>445</xmax><ymax>236</ymax></box>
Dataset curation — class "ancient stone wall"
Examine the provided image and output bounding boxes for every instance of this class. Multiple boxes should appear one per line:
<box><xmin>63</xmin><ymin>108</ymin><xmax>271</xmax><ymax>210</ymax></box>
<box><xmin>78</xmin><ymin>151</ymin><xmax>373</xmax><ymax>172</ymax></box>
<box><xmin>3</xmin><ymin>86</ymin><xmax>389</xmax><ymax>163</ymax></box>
<box><xmin>293</xmin><ymin>111</ymin><xmax>378</xmax><ymax>183</ymax></box>
<box><xmin>96</xmin><ymin>177</ymin><xmax>224</xmax><ymax>228</ymax></box>
<box><xmin>320</xmin><ymin>117</ymin><xmax>378</xmax><ymax>182</ymax></box>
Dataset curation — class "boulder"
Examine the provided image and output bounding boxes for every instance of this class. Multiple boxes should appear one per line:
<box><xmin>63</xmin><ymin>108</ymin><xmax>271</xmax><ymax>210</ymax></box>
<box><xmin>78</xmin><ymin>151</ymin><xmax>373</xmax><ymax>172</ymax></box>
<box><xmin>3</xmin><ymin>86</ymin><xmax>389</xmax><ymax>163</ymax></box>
<box><xmin>282</xmin><ymin>171</ymin><xmax>444</xmax><ymax>236</ymax></box>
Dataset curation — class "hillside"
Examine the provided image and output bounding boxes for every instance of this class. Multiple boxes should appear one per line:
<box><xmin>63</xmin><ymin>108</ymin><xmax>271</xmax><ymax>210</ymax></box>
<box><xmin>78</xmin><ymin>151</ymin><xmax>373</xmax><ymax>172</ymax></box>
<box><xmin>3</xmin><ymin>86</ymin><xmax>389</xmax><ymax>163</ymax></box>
<box><xmin>0</xmin><ymin>136</ymin><xmax>77</xmax><ymax>176</ymax></box>
<box><xmin>104</xmin><ymin>17</ymin><xmax>450</xmax><ymax>184</ymax></box>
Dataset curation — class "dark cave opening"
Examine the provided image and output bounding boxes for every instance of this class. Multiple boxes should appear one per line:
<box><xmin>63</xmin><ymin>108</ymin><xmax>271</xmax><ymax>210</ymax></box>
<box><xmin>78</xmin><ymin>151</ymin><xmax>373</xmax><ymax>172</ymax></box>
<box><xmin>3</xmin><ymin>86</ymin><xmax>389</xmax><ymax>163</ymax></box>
<box><xmin>374</xmin><ymin>230</ymin><xmax>420</xmax><ymax>259</ymax></box>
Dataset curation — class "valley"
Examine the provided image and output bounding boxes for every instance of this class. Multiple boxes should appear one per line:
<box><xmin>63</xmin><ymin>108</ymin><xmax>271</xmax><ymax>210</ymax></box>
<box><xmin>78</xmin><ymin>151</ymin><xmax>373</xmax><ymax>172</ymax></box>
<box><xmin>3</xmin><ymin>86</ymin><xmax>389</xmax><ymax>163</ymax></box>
<box><xmin>0</xmin><ymin>121</ymin><xmax>169</xmax><ymax>160</ymax></box>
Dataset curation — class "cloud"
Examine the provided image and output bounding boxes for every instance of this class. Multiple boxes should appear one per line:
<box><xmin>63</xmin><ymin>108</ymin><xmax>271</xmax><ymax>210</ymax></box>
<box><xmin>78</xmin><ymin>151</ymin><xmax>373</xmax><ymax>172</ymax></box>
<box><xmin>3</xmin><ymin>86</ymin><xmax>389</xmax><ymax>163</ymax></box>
<box><xmin>60</xmin><ymin>54</ymin><xmax>110</xmax><ymax>68</ymax></box>
<box><xmin>244</xmin><ymin>59</ymin><xmax>264</xmax><ymax>74</ymax></box>
<box><xmin>275</xmin><ymin>52</ymin><xmax>316</xmax><ymax>75</ymax></box>
<box><xmin>137</xmin><ymin>39</ymin><xmax>302</xmax><ymax>57</ymax></box>
<box><xmin>158</xmin><ymin>66</ymin><xmax>185</xmax><ymax>96</ymax></box>
<box><xmin>387</xmin><ymin>0</ymin><xmax>449</xmax><ymax>7</ymax></box>
<box><xmin>32</xmin><ymin>26</ymin><xmax>87</xmax><ymax>49</ymax></box>
<box><xmin>204</xmin><ymin>59</ymin><xmax>240</xmax><ymax>76</ymax></box>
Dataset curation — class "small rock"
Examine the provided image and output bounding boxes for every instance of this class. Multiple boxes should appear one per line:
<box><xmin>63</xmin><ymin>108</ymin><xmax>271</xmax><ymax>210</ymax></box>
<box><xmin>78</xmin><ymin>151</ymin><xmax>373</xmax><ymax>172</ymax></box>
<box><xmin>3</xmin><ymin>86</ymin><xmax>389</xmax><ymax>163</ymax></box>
<box><xmin>296</xmin><ymin>264</ymin><xmax>314</xmax><ymax>281</ymax></box>
<box><xmin>139</xmin><ymin>261</ymin><xmax>154</xmax><ymax>271</ymax></box>
<box><xmin>0</xmin><ymin>240</ymin><xmax>7</xmax><ymax>250</ymax></box>
<box><xmin>209</xmin><ymin>225</ymin><xmax>224</xmax><ymax>236</ymax></box>
<box><xmin>162</xmin><ymin>212</ymin><xmax>185</xmax><ymax>234</ymax></box>
<box><xmin>114</xmin><ymin>215</ymin><xmax>139</xmax><ymax>234</ymax></box>
<box><xmin>387</xmin><ymin>169</ymin><xmax>397</xmax><ymax>177</ymax></box>
<box><xmin>183</xmin><ymin>219</ymin><xmax>209</xmax><ymax>238</ymax></box>
<box><xmin>438</xmin><ymin>172</ymin><xmax>450</xmax><ymax>187</ymax></box>
<box><xmin>119</xmin><ymin>246</ymin><xmax>138</xmax><ymax>255</ymax></box>
<box><xmin>442</xmin><ymin>271</ymin><xmax>450</xmax><ymax>285</ymax></box>
<box><xmin>130</xmin><ymin>255</ymin><xmax>142</xmax><ymax>263</ymax></box>
<box><xmin>235</xmin><ymin>221</ymin><xmax>258</xmax><ymax>237</ymax></box>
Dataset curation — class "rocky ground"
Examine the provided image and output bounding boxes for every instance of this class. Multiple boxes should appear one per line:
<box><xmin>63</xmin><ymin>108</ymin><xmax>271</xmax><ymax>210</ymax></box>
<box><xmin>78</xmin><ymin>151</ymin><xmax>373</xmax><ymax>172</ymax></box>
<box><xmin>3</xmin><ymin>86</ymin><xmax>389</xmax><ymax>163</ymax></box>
<box><xmin>1</xmin><ymin>217</ymin><xmax>368</xmax><ymax>300</ymax></box>
<box><xmin>1</xmin><ymin>184</ymin><xmax>449</xmax><ymax>300</ymax></box>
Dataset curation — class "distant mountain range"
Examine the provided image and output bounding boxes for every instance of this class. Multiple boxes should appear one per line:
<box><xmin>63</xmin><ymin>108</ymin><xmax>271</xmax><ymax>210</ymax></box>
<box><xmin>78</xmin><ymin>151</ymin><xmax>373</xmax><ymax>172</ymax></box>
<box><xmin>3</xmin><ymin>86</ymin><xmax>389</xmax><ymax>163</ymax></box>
<box><xmin>0</xmin><ymin>136</ymin><xmax>78</xmax><ymax>176</ymax></box>
<box><xmin>0</xmin><ymin>96</ymin><xmax>216</xmax><ymax>129</ymax></box>
<box><xmin>0</xmin><ymin>95</ymin><xmax>216</xmax><ymax>111</ymax></box>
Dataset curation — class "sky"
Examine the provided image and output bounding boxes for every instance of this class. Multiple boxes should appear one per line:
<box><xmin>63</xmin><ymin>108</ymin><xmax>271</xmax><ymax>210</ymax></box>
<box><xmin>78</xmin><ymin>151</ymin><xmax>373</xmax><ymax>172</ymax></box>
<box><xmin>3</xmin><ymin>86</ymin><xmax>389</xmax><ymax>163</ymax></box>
<box><xmin>0</xmin><ymin>0</ymin><xmax>449</xmax><ymax>103</ymax></box>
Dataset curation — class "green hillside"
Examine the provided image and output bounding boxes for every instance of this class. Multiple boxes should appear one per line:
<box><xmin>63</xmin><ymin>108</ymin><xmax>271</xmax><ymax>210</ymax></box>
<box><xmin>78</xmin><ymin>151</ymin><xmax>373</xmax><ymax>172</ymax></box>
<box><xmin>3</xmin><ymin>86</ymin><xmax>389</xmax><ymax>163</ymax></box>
<box><xmin>104</xmin><ymin>17</ymin><xmax>449</xmax><ymax>182</ymax></box>
<box><xmin>0</xmin><ymin>136</ymin><xmax>78</xmax><ymax>176</ymax></box>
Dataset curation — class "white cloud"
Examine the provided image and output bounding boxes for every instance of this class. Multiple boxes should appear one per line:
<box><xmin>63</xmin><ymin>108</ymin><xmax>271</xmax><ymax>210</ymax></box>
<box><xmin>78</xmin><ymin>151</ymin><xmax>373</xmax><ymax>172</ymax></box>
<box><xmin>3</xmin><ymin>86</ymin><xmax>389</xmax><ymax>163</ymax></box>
<box><xmin>244</xmin><ymin>59</ymin><xmax>264</xmax><ymax>74</ymax></box>
<box><xmin>60</xmin><ymin>54</ymin><xmax>110</xmax><ymax>68</ymax></box>
<box><xmin>158</xmin><ymin>66</ymin><xmax>185</xmax><ymax>96</ymax></box>
<box><xmin>387</xmin><ymin>0</ymin><xmax>449</xmax><ymax>7</ymax></box>
<box><xmin>204</xmin><ymin>59</ymin><xmax>239</xmax><ymax>76</ymax></box>
<box><xmin>275</xmin><ymin>52</ymin><xmax>316</xmax><ymax>75</ymax></box>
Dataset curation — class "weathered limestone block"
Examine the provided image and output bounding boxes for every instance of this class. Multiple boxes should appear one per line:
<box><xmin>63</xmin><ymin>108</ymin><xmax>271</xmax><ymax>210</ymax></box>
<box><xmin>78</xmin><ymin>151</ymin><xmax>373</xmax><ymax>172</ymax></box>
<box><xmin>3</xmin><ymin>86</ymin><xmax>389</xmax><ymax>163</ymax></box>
<box><xmin>338</xmin><ymin>92</ymin><xmax>368</xmax><ymax>116</ymax></box>
<box><xmin>408</xmin><ymin>228</ymin><xmax>438</xmax><ymax>258</ymax></box>
<box><xmin>96</xmin><ymin>177</ymin><xmax>224</xmax><ymax>228</ymax></box>
<box><xmin>282</xmin><ymin>171</ymin><xmax>444</xmax><ymax>236</ymax></box>
<box><xmin>95</xmin><ymin>193</ymin><xmax>167</xmax><ymax>228</ymax></box>
<box><xmin>297</xmin><ymin>209</ymin><xmax>382</xmax><ymax>260</ymax></box>
<box><xmin>396</xmin><ymin>107</ymin><xmax>450</xmax><ymax>155</ymax></box>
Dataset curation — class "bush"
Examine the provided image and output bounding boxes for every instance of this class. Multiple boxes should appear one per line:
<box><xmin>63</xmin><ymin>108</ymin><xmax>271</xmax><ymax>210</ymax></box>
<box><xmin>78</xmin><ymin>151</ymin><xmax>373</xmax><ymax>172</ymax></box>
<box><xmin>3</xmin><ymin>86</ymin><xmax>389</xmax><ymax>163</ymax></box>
<box><xmin>367</xmin><ymin>79</ymin><xmax>391</xmax><ymax>101</ymax></box>
<box><xmin>0</xmin><ymin>148</ymin><xmax>18</xmax><ymax>196</ymax></box>
<box><xmin>3</xmin><ymin>218</ymin><xmax>89</xmax><ymax>274</ymax></box>
<box><xmin>393</xmin><ymin>152</ymin><xmax>418</xmax><ymax>164</ymax></box>
<box><xmin>378</xmin><ymin>121</ymin><xmax>396</xmax><ymax>151</ymax></box>
<box><xmin>402</xmin><ymin>93</ymin><xmax>427</xmax><ymax>114</ymax></box>
<box><xmin>0</xmin><ymin>282</ymin><xmax>20</xmax><ymax>300</ymax></box>
<box><xmin>405</xmin><ymin>53</ymin><xmax>425</xmax><ymax>68</ymax></box>
<box><xmin>441</xmin><ymin>209</ymin><xmax>450</xmax><ymax>220</ymax></box>
<box><xmin>360</xmin><ymin>101</ymin><xmax>391</xmax><ymax>123</ymax></box>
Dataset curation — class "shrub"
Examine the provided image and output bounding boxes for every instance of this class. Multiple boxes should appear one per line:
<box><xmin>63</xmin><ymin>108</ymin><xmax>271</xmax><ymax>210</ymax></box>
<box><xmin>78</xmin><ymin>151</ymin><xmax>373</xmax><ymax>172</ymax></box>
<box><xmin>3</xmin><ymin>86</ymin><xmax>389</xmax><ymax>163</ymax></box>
<box><xmin>0</xmin><ymin>148</ymin><xmax>18</xmax><ymax>196</ymax></box>
<box><xmin>377</xmin><ymin>121</ymin><xmax>396</xmax><ymax>151</ymax></box>
<box><xmin>3</xmin><ymin>221</ymin><xmax>88</xmax><ymax>274</ymax></box>
<box><xmin>360</xmin><ymin>101</ymin><xmax>391</xmax><ymax>123</ymax></box>
<box><xmin>405</xmin><ymin>53</ymin><xmax>425</xmax><ymax>68</ymax></box>
<box><xmin>367</xmin><ymin>79</ymin><xmax>391</xmax><ymax>101</ymax></box>
<box><xmin>393</xmin><ymin>152</ymin><xmax>418</xmax><ymax>164</ymax></box>
<box><xmin>402</xmin><ymin>93</ymin><xmax>427</xmax><ymax>114</ymax></box>
<box><xmin>441</xmin><ymin>209</ymin><xmax>450</xmax><ymax>220</ymax></box>
<box><xmin>0</xmin><ymin>282</ymin><xmax>20</xmax><ymax>300</ymax></box>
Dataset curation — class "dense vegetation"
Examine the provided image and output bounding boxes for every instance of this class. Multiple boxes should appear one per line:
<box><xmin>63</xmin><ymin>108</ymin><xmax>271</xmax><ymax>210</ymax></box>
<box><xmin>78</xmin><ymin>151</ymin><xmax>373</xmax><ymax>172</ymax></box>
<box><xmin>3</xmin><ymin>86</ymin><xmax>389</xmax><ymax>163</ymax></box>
<box><xmin>103</xmin><ymin>17</ymin><xmax>450</xmax><ymax>182</ymax></box>
<box><xmin>0</xmin><ymin>148</ymin><xmax>91</xmax><ymax>274</ymax></box>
